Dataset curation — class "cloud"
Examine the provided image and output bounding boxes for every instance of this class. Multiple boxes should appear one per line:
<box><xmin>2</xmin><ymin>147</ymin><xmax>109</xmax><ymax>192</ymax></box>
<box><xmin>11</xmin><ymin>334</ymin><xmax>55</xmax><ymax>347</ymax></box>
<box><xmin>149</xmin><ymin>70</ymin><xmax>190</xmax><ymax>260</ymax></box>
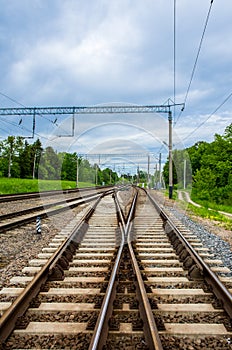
<box><xmin>0</xmin><ymin>0</ymin><xmax>232</xmax><ymax>155</ymax></box>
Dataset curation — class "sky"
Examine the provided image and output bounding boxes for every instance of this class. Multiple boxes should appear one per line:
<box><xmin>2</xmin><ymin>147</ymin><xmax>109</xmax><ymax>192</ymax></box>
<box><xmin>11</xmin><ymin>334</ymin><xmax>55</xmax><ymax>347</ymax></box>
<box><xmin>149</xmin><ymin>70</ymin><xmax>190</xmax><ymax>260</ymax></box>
<box><xmin>0</xmin><ymin>0</ymin><xmax>231</xmax><ymax>174</ymax></box>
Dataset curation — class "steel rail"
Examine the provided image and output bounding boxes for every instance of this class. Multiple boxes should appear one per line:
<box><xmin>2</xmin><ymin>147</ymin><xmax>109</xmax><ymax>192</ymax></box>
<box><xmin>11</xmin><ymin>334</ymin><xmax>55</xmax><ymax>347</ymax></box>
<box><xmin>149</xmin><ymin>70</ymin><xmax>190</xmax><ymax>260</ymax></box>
<box><xmin>124</xmin><ymin>188</ymin><xmax>138</xmax><ymax>236</ymax></box>
<box><xmin>89</xmin><ymin>188</ymin><xmax>164</xmax><ymax>350</ymax></box>
<box><xmin>126</xmin><ymin>189</ymin><xmax>163</xmax><ymax>350</ymax></box>
<box><xmin>0</xmin><ymin>189</ymin><xmax>111</xmax><ymax>221</ymax></box>
<box><xmin>146</xmin><ymin>189</ymin><xmax>232</xmax><ymax>319</ymax></box>
<box><xmin>127</xmin><ymin>224</ymin><xmax>163</xmax><ymax>350</ymax></box>
<box><xmin>0</xmin><ymin>193</ymin><xmax>99</xmax><ymax>233</ymax></box>
<box><xmin>113</xmin><ymin>191</ymin><xmax>127</xmax><ymax>229</ymax></box>
<box><xmin>88</xmin><ymin>191</ymin><xmax>126</xmax><ymax>350</ymax></box>
<box><xmin>0</xmin><ymin>189</ymin><xmax>116</xmax><ymax>233</ymax></box>
<box><xmin>0</xmin><ymin>193</ymin><xmax>107</xmax><ymax>344</ymax></box>
<box><xmin>0</xmin><ymin>185</ymin><xmax>115</xmax><ymax>203</ymax></box>
<box><xmin>88</xmin><ymin>224</ymin><xmax>125</xmax><ymax>350</ymax></box>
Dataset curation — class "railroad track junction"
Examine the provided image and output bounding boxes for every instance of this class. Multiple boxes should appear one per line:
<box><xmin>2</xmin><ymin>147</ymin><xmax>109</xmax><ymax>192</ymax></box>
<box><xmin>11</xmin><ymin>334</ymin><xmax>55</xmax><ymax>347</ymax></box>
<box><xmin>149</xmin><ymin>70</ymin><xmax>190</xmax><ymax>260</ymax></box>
<box><xmin>0</xmin><ymin>186</ymin><xmax>232</xmax><ymax>349</ymax></box>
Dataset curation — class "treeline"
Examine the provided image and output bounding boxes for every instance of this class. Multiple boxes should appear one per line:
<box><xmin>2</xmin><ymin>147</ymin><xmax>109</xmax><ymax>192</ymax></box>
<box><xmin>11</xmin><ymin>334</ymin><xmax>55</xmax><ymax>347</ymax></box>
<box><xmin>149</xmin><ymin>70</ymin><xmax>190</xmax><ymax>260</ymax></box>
<box><xmin>1</xmin><ymin>122</ymin><xmax>231</xmax><ymax>201</ymax></box>
<box><xmin>0</xmin><ymin>137</ymin><xmax>118</xmax><ymax>185</ymax></box>
<box><xmin>163</xmin><ymin>123</ymin><xmax>232</xmax><ymax>205</ymax></box>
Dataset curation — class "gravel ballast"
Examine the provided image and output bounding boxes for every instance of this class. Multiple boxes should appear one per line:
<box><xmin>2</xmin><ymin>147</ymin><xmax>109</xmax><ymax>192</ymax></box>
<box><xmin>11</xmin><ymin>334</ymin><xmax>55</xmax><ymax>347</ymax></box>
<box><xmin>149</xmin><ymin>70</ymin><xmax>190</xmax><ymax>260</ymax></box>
<box><xmin>171</xmin><ymin>208</ymin><xmax>232</xmax><ymax>276</ymax></box>
<box><xmin>1</xmin><ymin>192</ymin><xmax>232</xmax><ymax>288</ymax></box>
<box><xmin>0</xmin><ymin>204</ymin><xmax>88</xmax><ymax>290</ymax></box>
<box><xmin>150</xmin><ymin>190</ymin><xmax>232</xmax><ymax>276</ymax></box>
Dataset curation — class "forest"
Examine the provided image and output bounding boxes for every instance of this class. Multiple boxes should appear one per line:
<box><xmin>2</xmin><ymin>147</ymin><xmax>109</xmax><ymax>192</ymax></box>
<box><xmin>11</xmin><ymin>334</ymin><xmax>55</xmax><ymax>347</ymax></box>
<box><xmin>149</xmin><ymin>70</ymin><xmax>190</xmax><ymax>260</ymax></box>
<box><xmin>0</xmin><ymin>137</ymin><xmax>118</xmax><ymax>186</ymax></box>
<box><xmin>163</xmin><ymin>123</ymin><xmax>232</xmax><ymax>205</ymax></box>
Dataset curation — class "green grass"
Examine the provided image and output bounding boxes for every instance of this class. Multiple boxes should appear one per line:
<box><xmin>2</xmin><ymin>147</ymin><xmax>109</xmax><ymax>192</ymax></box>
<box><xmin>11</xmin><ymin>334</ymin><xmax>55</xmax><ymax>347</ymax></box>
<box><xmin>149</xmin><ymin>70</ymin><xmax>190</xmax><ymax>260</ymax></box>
<box><xmin>162</xmin><ymin>187</ymin><xmax>232</xmax><ymax>230</ymax></box>
<box><xmin>0</xmin><ymin>178</ymin><xmax>95</xmax><ymax>194</ymax></box>
<box><xmin>163</xmin><ymin>188</ymin><xmax>178</xmax><ymax>200</ymax></box>
<box><xmin>191</xmin><ymin>195</ymin><xmax>232</xmax><ymax>214</ymax></box>
<box><xmin>186</xmin><ymin>203</ymin><xmax>232</xmax><ymax>231</ymax></box>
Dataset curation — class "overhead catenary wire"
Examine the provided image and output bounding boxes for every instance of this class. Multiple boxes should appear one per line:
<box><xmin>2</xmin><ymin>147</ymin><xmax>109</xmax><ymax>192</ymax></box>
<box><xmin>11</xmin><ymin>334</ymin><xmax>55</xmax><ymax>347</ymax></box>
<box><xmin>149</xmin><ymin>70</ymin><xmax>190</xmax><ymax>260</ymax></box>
<box><xmin>175</xmin><ymin>0</ymin><xmax>214</xmax><ymax>126</ymax></box>
<box><xmin>0</xmin><ymin>92</ymin><xmax>26</xmax><ymax>108</ymax></box>
<box><xmin>0</xmin><ymin>126</ymin><xmax>11</xmax><ymax>135</ymax></box>
<box><xmin>0</xmin><ymin>117</ymin><xmax>51</xmax><ymax>141</ymax></box>
<box><xmin>180</xmin><ymin>91</ymin><xmax>232</xmax><ymax>143</ymax></box>
<box><xmin>0</xmin><ymin>91</ymin><xmax>65</xmax><ymax>126</ymax></box>
<box><xmin>0</xmin><ymin>91</ymin><xmax>73</xmax><ymax>139</ymax></box>
<box><xmin>173</xmin><ymin>0</ymin><xmax>176</xmax><ymax>122</ymax></box>
<box><xmin>0</xmin><ymin>116</ymin><xmax>24</xmax><ymax>136</ymax></box>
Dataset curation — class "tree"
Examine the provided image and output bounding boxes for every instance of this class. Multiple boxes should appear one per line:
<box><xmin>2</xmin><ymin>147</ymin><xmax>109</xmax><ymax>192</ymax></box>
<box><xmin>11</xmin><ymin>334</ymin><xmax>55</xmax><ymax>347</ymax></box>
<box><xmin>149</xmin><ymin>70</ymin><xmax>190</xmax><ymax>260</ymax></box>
<box><xmin>60</xmin><ymin>152</ymin><xmax>77</xmax><ymax>181</ymax></box>
<box><xmin>162</xmin><ymin>123</ymin><xmax>232</xmax><ymax>204</ymax></box>
<box><xmin>102</xmin><ymin>168</ymin><xmax>111</xmax><ymax>184</ymax></box>
<box><xmin>187</xmin><ymin>141</ymin><xmax>209</xmax><ymax>175</ymax></box>
<box><xmin>38</xmin><ymin>147</ymin><xmax>61</xmax><ymax>180</ymax></box>
<box><xmin>0</xmin><ymin>137</ymin><xmax>117</xmax><ymax>186</ymax></box>
<box><xmin>19</xmin><ymin>140</ymin><xmax>33</xmax><ymax>178</ymax></box>
<box><xmin>0</xmin><ymin>136</ymin><xmax>24</xmax><ymax>178</ymax></box>
<box><xmin>224</xmin><ymin>123</ymin><xmax>232</xmax><ymax>139</ymax></box>
<box><xmin>31</xmin><ymin>139</ymin><xmax>43</xmax><ymax>179</ymax></box>
<box><xmin>192</xmin><ymin>168</ymin><xmax>216</xmax><ymax>201</ymax></box>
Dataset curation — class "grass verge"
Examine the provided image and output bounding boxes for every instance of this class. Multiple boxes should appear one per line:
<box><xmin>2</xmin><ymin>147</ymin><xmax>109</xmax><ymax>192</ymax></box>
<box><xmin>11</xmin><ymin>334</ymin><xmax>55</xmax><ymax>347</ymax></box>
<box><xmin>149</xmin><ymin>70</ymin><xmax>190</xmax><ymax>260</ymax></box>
<box><xmin>191</xmin><ymin>195</ymin><xmax>232</xmax><ymax>214</ymax></box>
<box><xmin>186</xmin><ymin>203</ymin><xmax>232</xmax><ymax>231</ymax></box>
<box><xmin>0</xmin><ymin>178</ymin><xmax>95</xmax><ymax>194</ymax></box>
<box><xmin>162</xmin><ymin>188</ymin><xmax>232</xmax><ymax>230</ymax></box>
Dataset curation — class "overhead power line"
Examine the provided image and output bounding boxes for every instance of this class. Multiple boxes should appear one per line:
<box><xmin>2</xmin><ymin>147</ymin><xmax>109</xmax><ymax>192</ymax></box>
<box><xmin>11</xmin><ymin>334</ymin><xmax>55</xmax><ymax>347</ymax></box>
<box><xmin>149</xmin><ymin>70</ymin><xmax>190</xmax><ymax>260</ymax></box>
<box><xmin>183</xmin><ymin>0</ymin><xmax>214</xmax><ymax>105</ymax></box>
<box><xmin>0</xmin><ymin>91</ymin><xmax>60</xmax><ymax>127</ymax></box>
<box><xmin>181</xmin><ymin>91</ymin><xmax>232</xmax><ymax>143</ymax></box>
<box><xmin>0</xmin><ymin>117</ymin><xmax>51</xmax><ymax>141</ymax></box>
<box><xmin>173</xmin><ymin>0</ymin><xmax>176</xmax><ymax>122</ymax></box>
<box><xmin>0</xmin><ymin>92</ymin><xmax>26</xmax><ymax>107</ymax></box>
<box><xmin>0</xmin><ymin>91</ymin><xmax>75</xmax><ymax>139</ymax></box>
<box><xmin>175</xmin><ymin>0</ymin><xmax>214</xmax><ymax>125</ymax></box>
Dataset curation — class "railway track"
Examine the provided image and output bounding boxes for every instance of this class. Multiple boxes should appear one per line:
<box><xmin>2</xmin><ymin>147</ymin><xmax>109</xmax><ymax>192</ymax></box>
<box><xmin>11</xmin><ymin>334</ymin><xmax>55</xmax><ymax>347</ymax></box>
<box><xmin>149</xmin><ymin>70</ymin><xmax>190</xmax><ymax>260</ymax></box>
<box><xmin>132</xmin><ymin>190</ymin><xmax>232</xmax><ymax>349</ymax></box>
<box><xmin>0</xmin><ymin>186</ymin><xmax>114</xmax><ymax>203</ymax></box>
<box><xmin>0</xmin><ymin>186</ymin><xmax>116</xmax><ymax>233</ymax></box>
<box><xmin>0</xmin><ymin>187</ymin><xmax>232</xmax><ymax>349</ymax></box>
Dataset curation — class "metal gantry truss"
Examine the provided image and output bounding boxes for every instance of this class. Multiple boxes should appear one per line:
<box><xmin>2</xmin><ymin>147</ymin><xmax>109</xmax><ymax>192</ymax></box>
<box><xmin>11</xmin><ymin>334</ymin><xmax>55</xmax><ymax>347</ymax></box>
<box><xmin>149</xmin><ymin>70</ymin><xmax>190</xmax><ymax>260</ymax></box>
<box><xmin>0</xmin><ymin>104</ymin><xmax>183</xmax><ymax>116</ymax></box>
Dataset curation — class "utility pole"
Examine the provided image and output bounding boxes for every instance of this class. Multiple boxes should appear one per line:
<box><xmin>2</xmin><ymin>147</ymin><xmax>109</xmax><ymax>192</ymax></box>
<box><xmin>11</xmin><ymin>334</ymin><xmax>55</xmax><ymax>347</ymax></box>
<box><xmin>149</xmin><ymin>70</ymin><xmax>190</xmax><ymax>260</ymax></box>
<box><xmin>168</xmin><ymin>111</ymin><xmax>173</xmax><ymax>199</ymax></box>
<box><xmin>95</xmin><ymin>154</ymin><xmax>101</xmax><ymax>186</ymax></box>
<box><xmin>183</xmin><ymin>159</ymin><xmax>186</xmax><ymax>189</ymax></box>
<box><xmin>159</xmin><ymin>153</ymin><xmax>162</xmax><ymax>189</ymax></box>
<box><xmin>95</xmin><ymin>165</ymin><xmax>98</xmax><ymax>186</ymax></box>
<box><xmin>154</xmin><ymin>164</ymin><xmax>158</xmax><ymax>188</ymax></box>
<box><xmin>147</xmin><ymin>154</ymin><xmax>150</xmax><ymax>188</ymax></box>
<box><xmin>8</xmin><ymin>152</ymin><xmax>12</xmax><ymax>178</ymax></box>
<box><xmin>32</xmin><ymin>152</ymin><xmax>37</xmax><ymax>179</ymax></box>
<box><xmin>76</xmin><ymin>155</ymin><xmax>79</xmax><ymax>188</ymax></box>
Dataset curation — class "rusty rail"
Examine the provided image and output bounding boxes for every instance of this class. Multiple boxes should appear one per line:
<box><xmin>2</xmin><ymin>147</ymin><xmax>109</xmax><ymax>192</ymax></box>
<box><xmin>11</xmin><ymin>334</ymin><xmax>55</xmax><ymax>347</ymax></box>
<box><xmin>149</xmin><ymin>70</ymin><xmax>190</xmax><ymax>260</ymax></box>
<box><xmin>146</xmin><ymin>189</ymin><xmax>232</xmax><ymax>319</ymax></box>
<box><xmin>0</xmin><ymin>193</ymin><xmax>108</xmax><ymax>344</ymax></box>
<box><xmin>89</xmin><ymin>188</ymin><xmax>163</xmax><ymax>350</ymax></box>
